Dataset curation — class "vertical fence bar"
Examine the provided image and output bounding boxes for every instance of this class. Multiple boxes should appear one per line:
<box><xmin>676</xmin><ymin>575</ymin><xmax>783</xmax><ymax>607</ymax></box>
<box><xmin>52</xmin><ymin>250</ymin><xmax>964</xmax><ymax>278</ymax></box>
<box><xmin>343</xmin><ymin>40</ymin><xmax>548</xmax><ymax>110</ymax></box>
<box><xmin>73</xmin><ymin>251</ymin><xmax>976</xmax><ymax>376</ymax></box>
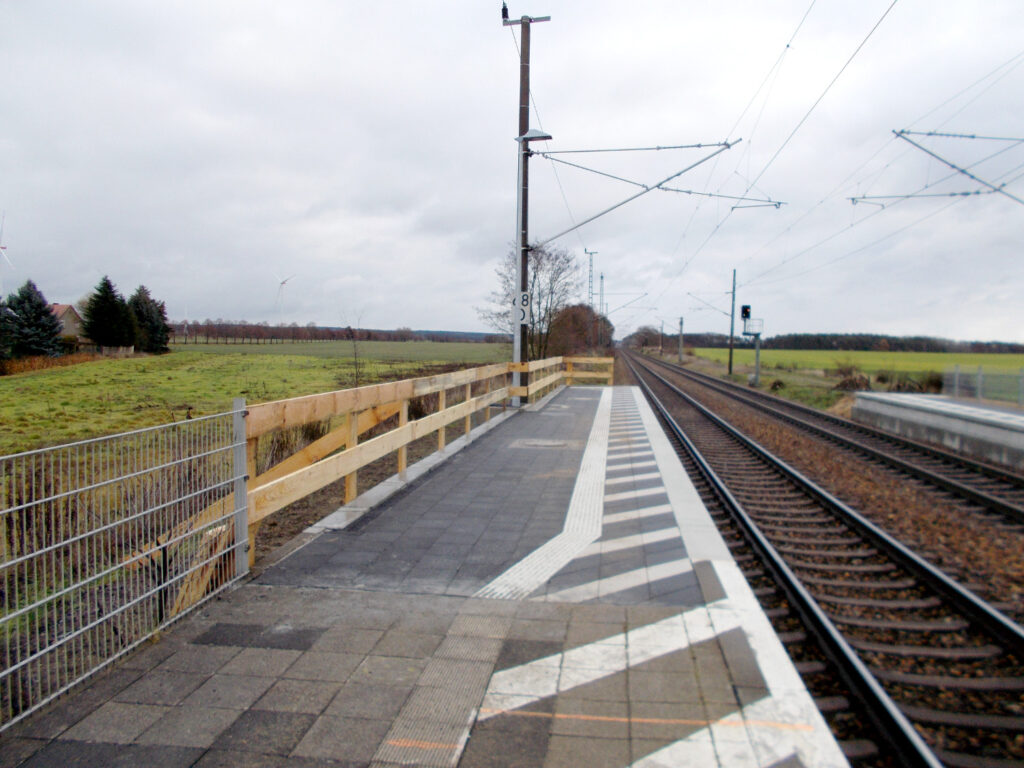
<box><xmin>1019</xmin><ymin>368</ymin><xmax>1023</xmax><ymax>407</ymax></box>
<box><xmin>437</xmin><ymin>388</ymin><xmax>447</xmax><ymax>452</ymax></box>
<box><xmin>345</xmin><ymin>412</ymin><xmax>358</xmax><ymax>503</ymax></box>
<box><xmin>977</xmin><ymin>365</ymin><xmax>983</xmax><ymax>401</ymax></box>
<box><xmin>953</xmin><ymin>365</ymin><xmax>960</xmax><ymax>398</ymax></box>
<box><xmin>464</xmin><ymin>383</ymin><xmax>472</xmax><ymax>437</ymax></box>
<box><xmin>398</xmin><ymin>400</ymin><xmax>409</xmax><ymax>478</ymax></box>
<box><xmin>232</xmin><ymin>398</ymin><xmax>249</xmax><ymax>580</ymax></box>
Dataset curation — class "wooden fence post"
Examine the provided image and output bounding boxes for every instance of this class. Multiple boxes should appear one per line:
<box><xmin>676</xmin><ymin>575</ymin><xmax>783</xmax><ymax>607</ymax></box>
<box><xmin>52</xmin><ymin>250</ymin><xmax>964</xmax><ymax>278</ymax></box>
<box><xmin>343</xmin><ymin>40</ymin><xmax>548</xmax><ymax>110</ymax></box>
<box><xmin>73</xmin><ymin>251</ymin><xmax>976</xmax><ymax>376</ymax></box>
<box><xmin>484</xmin><ymin>377</ymin><xmax>491</xmax><ymax>422</ymax></box>
<box><xmin>345</xmin><ymin>412</ymin><xmax>358</xmax><ymax>503</ymax></box>
<box><xmin>398</xmin><ymin>399</ymin><xmax>408</xmax><ymax>477</ymax></box>
<box><xmin>437</xmin><ymin>388</ymin><xmax>447</xmax><ymax>452</ymax></box>
<box><xmin>566</xmin><ymin>359</ymin><xmax>574</xmax><ymax>387</ymax></box>
<box><xmin>464</xmin><ymin>383</ymin><xmax>472</xmax><ymax>437</ymax></box>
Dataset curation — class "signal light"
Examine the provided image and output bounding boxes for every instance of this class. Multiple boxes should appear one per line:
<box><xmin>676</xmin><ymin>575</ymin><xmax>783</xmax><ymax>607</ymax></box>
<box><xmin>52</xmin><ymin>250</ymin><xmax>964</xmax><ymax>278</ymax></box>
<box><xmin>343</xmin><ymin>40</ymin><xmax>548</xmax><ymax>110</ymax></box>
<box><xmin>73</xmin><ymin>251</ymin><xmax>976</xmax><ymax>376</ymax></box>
<box><xmin>740</xmin><ymin>305</ymin><xmax>751</xmax><ymax>320</ymax></box>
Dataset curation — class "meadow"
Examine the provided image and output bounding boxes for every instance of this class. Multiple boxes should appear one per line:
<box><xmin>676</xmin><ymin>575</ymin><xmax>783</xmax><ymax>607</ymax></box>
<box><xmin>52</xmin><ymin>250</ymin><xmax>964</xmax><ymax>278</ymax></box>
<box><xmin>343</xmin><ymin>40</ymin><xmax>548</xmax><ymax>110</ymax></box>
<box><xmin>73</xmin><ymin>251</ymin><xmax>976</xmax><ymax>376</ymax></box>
<box><xmin>0</xmin><ymin>341</ymin><xmax>511</xmax><ymax>455</ymax></box>
<box><xmin>693</xmin><ymin>348</ymin><xmax>1024</xmax><ymax>374</ymax></box>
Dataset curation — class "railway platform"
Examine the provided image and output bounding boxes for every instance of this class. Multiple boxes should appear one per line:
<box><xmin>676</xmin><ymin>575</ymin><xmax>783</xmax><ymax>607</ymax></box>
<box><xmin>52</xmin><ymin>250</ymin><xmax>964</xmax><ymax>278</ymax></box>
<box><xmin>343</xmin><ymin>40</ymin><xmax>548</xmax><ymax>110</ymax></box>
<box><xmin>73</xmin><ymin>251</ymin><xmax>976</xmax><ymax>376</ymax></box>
<box><xmin>853</xmin><ymin>391</ymin><xmax>1024</xmax><ymax>471</ymax></box>
<box><xmin>1</xmin><ymin>386</ymin><xmax>846</xmax><ymax>768</ymax></box>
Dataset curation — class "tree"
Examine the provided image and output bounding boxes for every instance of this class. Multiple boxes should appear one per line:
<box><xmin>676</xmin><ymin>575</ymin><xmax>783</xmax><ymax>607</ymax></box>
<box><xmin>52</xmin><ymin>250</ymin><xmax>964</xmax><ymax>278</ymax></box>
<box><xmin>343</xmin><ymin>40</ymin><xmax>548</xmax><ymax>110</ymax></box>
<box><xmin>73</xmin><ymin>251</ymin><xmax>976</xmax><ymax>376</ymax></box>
<box><xmin>624</xmin><ymin>325</ymin><xmax>660</xmax><ymax>349</ymax></box>
<box><xmin>0</xmin><ymin>280</ymin><xmax>63</xmax><ymax>358</ymax></box>
<box><xmin>548</xmin><ymin>303</ymin><xmax>614</xmax><ymax>356</ymax></box>
<box><xmin>82</xmin><ymin>276</ymin><xmax>136</xmax><ymax>348</ymax></box>
<box><xmin>476</xmin><ymin>244</ymin><xmax>582</xmax><ymax>360</ymax></box>
<box><xmin>128</xmin><ymin>285</ymin><xmax>171</xmax><ymax>353</ymax></box>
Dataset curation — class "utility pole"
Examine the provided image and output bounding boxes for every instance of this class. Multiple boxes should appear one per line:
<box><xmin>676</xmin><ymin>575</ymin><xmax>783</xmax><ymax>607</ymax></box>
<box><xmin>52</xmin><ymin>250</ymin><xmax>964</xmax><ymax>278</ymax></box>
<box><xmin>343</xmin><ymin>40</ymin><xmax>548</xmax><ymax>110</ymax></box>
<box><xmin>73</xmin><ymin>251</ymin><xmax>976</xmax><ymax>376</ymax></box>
<box><xmin>727</xmin><ymin>268</ymin><xmax>736</xmax><ymax>376</ymax></box>
<box><xmin>585</xmin><ymin>248</ymin><xmax>598</xmax><ymax>350</ymax></box>
<box><xmin>678</xmin><ymin>317</ymin><xmax>684</xmax><ymax>362</ymax></box>
<box><xmin>598</xmin><ymin>273</ymin><xmax>605</xmax><ymax>348</ymax></box>
<box><xmin>660</xmin><ymin>320</ymin><xmax>664</xmax><ymax>356</ymax></box>
<box><xmin>505</xmin><ymin>9</ymin><xmax>550</xmax><ymax>405</ymax></box>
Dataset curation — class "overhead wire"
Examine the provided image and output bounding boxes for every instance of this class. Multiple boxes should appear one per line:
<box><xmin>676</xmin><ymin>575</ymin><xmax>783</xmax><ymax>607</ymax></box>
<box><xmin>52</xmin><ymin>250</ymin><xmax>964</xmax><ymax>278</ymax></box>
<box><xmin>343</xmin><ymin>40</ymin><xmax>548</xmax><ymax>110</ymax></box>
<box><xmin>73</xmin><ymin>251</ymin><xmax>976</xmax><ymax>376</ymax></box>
<box><xmin>739</xmin><ymin>46</ymin><xmax>1024</xmax><ymax>284</ymax></box>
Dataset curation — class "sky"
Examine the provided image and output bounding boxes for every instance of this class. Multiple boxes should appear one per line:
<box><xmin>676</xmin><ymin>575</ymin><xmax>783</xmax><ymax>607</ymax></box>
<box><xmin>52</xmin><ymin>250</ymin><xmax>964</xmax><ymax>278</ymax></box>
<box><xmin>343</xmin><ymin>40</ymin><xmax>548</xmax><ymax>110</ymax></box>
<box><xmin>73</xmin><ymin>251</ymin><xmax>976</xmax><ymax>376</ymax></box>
<box><xmin>1</xmin><ymin>1</ymin><xmax>1022</xmax><ymax>342</ymax></box>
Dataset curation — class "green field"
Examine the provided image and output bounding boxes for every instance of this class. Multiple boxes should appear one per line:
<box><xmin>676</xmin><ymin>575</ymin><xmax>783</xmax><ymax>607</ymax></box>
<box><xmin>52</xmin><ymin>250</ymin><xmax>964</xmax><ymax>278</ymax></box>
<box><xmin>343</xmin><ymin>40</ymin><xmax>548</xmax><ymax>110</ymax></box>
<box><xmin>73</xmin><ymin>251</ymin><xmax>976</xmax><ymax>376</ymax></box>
<box><xmin>0</xmin><ymin>341</ymin><xmax>511</xmax><ymax>455</ymax></box>
<box><xmin>693</xmin><ymin>348</ymin><xmax>1024</xmax><ymax>374</ymax></box>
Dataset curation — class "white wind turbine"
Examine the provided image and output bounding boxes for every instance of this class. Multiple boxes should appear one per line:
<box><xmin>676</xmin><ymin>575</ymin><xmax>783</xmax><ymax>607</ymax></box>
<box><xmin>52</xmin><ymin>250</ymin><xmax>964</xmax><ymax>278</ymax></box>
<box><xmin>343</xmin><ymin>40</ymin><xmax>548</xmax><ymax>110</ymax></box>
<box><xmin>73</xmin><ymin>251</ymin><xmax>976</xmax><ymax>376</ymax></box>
<box><xmin>275</xmin><ymin>273</ymin><xmax>296</xmax><ymax>325</ymax></box>
<box><xmin>0</xmin><ymin>213</ymin><xmax>13</xmax><ymax>297</ymax></box>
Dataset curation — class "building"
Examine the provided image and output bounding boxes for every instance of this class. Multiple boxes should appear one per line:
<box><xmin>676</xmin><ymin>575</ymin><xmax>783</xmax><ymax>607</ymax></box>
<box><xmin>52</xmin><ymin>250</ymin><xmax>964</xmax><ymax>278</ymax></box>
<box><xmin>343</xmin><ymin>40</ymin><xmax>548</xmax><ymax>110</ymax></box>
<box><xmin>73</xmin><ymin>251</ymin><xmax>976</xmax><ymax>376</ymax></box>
<box><xmin>50</xmin><ymin>304</ymin><xmax>84</xmax><ymax>338</ymax></box>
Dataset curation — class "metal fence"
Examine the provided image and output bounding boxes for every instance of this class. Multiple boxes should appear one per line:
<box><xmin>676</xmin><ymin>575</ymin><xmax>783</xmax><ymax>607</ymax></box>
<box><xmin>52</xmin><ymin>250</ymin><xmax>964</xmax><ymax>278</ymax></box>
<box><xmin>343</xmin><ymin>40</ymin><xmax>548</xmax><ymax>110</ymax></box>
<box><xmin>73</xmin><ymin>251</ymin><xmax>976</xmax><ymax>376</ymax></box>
<box><xmin>944</xmin><ymin>366</ymin><xmax>1024</xmax><ymax>406</ymax></box>
<box><xmin>0</xmin><ymin>400</ymin><xmax>248</xmax><ymax>730</ymax></box>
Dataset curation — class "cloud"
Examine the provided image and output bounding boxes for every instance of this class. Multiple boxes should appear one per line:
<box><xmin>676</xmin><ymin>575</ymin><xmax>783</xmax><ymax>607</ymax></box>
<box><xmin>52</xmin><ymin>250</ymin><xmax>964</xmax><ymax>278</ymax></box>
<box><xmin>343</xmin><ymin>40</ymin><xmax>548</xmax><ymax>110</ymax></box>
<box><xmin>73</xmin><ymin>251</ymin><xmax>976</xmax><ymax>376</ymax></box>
<box><xmin>1</xmin><ymin>0</ymin><xmax>1022</xmax><ymax>340</ymax></box>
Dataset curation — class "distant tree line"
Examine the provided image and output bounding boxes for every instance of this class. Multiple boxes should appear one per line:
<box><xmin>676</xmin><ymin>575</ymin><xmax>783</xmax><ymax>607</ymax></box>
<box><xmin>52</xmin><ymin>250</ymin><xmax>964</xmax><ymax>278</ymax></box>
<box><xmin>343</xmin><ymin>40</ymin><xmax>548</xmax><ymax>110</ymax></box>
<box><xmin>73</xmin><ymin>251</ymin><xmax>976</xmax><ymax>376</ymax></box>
<box><xmin>170</xmin><ymin>321</ymin><xmax>510</xmax><ymax>345</ymax></box>
<box><xmin>623</xmin><ymin>328</ymin><xmax>1024</xmax><ymax>354</ymax></box>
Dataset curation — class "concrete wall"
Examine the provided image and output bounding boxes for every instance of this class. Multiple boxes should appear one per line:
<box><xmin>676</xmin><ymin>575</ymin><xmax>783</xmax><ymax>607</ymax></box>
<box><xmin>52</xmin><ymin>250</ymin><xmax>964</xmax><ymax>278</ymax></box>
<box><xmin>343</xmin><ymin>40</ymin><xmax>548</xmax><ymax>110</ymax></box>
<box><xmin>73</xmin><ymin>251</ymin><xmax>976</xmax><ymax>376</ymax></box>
<box><xmin>851</xmin><ymin>393</ymin><xmax>1024</xmax><ymax>472</ymax></box>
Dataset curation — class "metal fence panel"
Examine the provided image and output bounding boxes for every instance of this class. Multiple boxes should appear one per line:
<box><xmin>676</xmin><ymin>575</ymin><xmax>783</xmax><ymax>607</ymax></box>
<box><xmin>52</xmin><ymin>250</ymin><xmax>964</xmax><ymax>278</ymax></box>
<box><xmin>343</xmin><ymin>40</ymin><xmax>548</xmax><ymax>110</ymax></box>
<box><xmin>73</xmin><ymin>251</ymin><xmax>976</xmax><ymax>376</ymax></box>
<box><xmin>0</xmin><ymin>407</ymin><xmax>247</xmax><ymax>730</ymax></box>
<box><xmin>944</xmin><ymin>367</ymin><xmax>1024</xmax><ymax>406</ymax></box>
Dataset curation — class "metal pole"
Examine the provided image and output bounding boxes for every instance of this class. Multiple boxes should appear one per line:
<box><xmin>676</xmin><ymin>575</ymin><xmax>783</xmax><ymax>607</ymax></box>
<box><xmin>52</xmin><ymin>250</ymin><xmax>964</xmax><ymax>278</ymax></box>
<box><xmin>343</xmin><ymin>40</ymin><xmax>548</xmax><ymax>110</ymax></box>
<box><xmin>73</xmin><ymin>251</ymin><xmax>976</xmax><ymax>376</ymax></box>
<box><xmin>977</xmin><ymin>365</ymin><xmax>983</xmax><ymax>401</ymax></box>
<box><xmin>232</xmin><ymin>398</ymin><xmax>249</xmax><ymax>579</ymax></box>
<box><xmin>599</xmin><ymin>273</ymin><xmax>605</xmax><ymax>346</ymax></box>
<box><xmin>754</xmin><ymin>334</ymin><xmax>761</xmax><ymax>387</ymax></box>
<box><xmin>954</xmin><ymin>364</ymin><xmax>960</xmax><ymax>398</ymax></box>
<box><xmin>586</xmin><ymin>248</ymin><xmax>597</xmax><ymax>350</ymax></box>
<box><xmin>516</xmin><ymin>18</ymin><xmax>531</xmax><ymax>405</ymax></box>
<box><xmin>678</xmin><ymin>317</ymin><xmax>683</xmax><ymax>362</ymax></box>
<box><xmin>660</xmin><ymin>320</ymin><xmax>664</xmax><ymax>356</ymax></box>
<box><xmin>728</xmin><ymin>268</ymin><xmax>736</xmax><ymax>375</ymax></box>
<box><xmin>1019</xmin><ymin>367</ymin><xmax>1023</xmax><ymax>407</ymax></box>
<box><xmin>512</xmin><ymin>142</ymin><xmax>525</xmax><ymax>407</ymax></box>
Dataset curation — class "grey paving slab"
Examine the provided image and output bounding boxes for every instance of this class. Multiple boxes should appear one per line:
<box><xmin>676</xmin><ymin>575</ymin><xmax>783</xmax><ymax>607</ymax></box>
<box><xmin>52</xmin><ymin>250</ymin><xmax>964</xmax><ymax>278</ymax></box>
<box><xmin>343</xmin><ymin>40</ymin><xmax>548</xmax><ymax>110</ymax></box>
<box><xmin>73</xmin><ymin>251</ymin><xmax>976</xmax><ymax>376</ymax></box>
<box><xmin>212</xmin><ymin>708</ymin><xmax>316</xmax><ymax>754</ymax></box>
<box><xmin>58</xmin><ymin>701</ymin><xmax>170</xmax><ymax>744</ymax></box>
<box><xmin>20</xmin><ymin>741</ymin><xmax>202</xmax><ymax>768</ymax></box>
<box><xmin>255</xmin><ymin>678</ymin><xmax>344</xmax><ymax>714</ymax></box>
<box><xmin>134</xmin><ymin>704</ymin><xmax>242</xmax><ymax>748</ymax></box>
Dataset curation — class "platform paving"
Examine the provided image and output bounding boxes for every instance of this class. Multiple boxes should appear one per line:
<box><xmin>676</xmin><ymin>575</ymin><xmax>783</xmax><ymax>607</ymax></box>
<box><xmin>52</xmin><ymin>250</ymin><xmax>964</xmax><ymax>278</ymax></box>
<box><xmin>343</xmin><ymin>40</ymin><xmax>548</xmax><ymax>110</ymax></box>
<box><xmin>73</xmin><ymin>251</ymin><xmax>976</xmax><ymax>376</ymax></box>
<box><xmin>0</xmin><ymin>386</ymin><xmax>847</xmax><ymax>768</ymax></box>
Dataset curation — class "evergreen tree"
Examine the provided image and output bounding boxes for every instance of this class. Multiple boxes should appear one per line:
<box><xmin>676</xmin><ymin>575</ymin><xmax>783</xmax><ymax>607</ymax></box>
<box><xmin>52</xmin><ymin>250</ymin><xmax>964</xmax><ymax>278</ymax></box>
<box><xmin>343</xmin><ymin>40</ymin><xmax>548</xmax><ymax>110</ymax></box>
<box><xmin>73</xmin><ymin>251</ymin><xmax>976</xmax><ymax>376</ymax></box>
<box><xmin>82</xmin><ymin>276</ymin><xmax>137</xmax><ymax>348</ymax></box>
<box><xmin>128</xmin><ymin>285</ymin><xmax>171</xmax><ymax>353</ymax></box>
<box><xmin>0</xmin><ymin>280</ymin><xmax>63</xmax><ymax>358</ymax></box>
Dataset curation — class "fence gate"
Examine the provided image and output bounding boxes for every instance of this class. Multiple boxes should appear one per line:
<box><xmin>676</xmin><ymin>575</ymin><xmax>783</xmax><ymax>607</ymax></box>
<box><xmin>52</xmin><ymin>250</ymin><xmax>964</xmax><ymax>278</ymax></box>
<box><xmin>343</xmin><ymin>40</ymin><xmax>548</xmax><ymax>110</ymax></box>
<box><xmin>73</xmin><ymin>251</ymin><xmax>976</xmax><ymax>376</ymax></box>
<box><xmin>0</xmin><ymin>400</ymin><xmax>248</xmax><ymax>731</ymax></box>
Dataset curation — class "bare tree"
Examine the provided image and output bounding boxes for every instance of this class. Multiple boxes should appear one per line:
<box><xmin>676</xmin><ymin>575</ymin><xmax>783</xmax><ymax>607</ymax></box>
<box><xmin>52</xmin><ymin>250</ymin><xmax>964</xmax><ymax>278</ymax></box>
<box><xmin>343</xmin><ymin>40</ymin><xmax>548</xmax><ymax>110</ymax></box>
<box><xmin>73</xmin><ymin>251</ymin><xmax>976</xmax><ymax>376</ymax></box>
<box><xmin>476</xmin><ymin>244</ymin><xmax>581</xmax><ymax>360</ymax></box>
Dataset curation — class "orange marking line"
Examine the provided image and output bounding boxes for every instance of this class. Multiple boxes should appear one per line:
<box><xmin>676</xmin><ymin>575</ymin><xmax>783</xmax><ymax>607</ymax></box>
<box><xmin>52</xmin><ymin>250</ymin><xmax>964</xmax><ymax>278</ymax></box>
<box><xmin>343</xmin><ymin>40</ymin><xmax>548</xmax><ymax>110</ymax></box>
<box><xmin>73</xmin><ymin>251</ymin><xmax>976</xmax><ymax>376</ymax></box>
<box><xmin>479</xmin><ymin>708</ymin><xmax>814</xmax><ymax>733</ymax></box>
<box><xmin>387</xmin><ymin>738</ymin><xmax>461</xmax><ymax>751</ymax></box>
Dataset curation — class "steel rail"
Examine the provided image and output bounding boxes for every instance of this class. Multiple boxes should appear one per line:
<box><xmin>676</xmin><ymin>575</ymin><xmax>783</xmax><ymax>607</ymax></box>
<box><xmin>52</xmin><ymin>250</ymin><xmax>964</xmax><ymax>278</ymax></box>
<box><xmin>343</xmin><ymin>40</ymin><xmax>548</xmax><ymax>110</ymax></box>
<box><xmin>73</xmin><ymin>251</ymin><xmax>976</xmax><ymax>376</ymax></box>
<box><xmin>625</xmin><ymin>355</ymin><xmax>942</xmax><ymax>766</ymax></box>
<box><xmin>642</xmin><ymin>354</ymin><xmax>1024</xmax><ymax>524</ymax></box>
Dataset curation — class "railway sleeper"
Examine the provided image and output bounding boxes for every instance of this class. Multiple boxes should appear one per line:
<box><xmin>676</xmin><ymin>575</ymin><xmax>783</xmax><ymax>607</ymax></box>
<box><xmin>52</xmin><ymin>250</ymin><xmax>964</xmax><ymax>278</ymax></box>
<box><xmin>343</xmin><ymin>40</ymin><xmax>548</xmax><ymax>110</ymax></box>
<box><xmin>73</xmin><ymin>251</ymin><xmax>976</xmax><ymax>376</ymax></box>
<box><xmin>768</xmin><ymin>535</ymin><xmax>863</xmax><ymax>546</ymax></box>
<box><xmin>870</xmin><ymin>667</ymin><xmax>1024</xmax><ymax>690</ymax></box>
<box><xmin>774</xmin><ymin>544</ymin><xmax>878</xmax><ymax>558</ymax></box>
<box><xmin>799</xmin><ymin>574</ymin><xmax>918</xmax><ymax>590</ymax></box>
<box><xmin>813</xmin><ymin>695</ymin><xmax>850</xmax><ymax>713</ymax></box>
<box><xmin>790</xmin><ymin>559</ymin><xmax>896</xmax><ymax>573</ymax></box>
<box><xmin>898</xmin><ymin>703</ymin><xmax>1024</xmax><ymax>733</ymax></box>
<box><xmin>813</xmin><ymin>594</ymin><xmax>942</xmax><ymax>610</ymax></box>
<box><xmin>831</xmin><ymin>614</ymin><xmax>969</xmax><ymax>632</ymax></box>
<box><xmin>846</xmin><ymin>638</ymin><xmax>1002</xmax><ymax>660</ymax></box>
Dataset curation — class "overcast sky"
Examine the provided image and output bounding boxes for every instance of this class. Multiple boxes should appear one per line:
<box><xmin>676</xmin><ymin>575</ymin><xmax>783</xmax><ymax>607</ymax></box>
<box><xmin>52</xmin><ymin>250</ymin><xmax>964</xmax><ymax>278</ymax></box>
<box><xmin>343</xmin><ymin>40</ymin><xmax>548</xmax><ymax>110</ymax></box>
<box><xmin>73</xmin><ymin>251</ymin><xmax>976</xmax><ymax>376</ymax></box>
<box><xmin>2</xmin><ymin>1</ymin><xmax>1022</xmax><ymax>341</ymax></box>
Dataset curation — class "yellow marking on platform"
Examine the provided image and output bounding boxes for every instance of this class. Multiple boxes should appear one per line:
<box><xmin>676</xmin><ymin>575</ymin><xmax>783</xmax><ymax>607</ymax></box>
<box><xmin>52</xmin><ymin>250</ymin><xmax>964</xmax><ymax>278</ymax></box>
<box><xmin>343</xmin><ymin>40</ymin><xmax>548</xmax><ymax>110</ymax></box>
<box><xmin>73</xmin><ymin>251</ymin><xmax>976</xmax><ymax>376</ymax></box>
<box><xmin>479</xmin><ymin>708</ymin><xmax>814</xmax><ymax>732</ymax></box>
<box><xmin>387</xmin><ymin>738</ymin><xmax>461</xmax><ymax>751</ymax></box>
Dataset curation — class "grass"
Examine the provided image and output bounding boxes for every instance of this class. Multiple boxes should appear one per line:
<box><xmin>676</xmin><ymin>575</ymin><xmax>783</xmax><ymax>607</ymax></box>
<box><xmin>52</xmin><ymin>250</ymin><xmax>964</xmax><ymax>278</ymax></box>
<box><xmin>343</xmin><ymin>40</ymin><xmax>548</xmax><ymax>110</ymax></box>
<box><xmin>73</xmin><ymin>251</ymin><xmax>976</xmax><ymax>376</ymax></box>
<box><xmin>0</xmin><ymin>341</ymin><xmax>512</xmax><ymax>455</ymax></box>
<box><xmin>692</xmin><ymin>347</ymin><xmax>1024</xmax><ymax>374</ymax></box>
<box><xmin>669</xmin><ymin>348</ymin><xmax>1023</xmax><ymax>412</ymax></box>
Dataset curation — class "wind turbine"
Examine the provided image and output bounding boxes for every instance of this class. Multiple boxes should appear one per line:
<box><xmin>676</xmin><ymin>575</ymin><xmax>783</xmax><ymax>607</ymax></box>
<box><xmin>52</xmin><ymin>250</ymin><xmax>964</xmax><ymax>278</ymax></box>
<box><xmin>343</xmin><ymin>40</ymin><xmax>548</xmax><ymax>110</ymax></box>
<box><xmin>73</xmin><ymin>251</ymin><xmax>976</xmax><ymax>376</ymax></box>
<box><xmin>0</xmin><ymin>212</ymin><xmax>13</xmax><ymax>297</ymax></box>
<box><xmin>275</xmin><ymin>273</ymin><xmax>296</xmax><ymax>324</ymax></box>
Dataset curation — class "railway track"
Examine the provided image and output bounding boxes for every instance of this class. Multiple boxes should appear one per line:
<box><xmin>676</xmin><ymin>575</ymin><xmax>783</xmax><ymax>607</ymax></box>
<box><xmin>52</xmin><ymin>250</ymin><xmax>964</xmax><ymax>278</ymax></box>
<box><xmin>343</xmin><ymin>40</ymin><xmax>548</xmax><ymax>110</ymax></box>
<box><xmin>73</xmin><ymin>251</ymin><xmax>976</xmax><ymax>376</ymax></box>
<box><xmin>643</xmin><ymin>353</ymin><xmax>1024</xmax><ymax>527</ymax></box>
<box><xmin>623</xmin><ymin>353</ymin><xmax>1024</xmax><ymax>768</ymax></box>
